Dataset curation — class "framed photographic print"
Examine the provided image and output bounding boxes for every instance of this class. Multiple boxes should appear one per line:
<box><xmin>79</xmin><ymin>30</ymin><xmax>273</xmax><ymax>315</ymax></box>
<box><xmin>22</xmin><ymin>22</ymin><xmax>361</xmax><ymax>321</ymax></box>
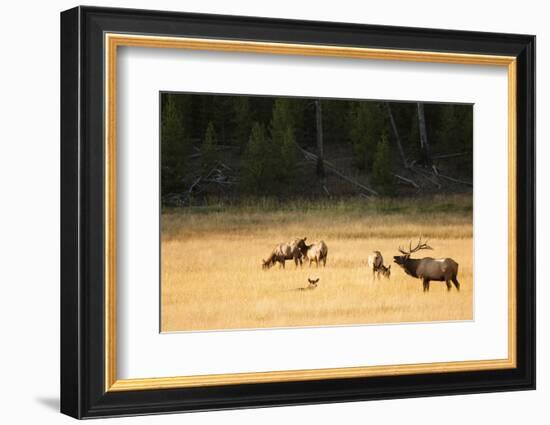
<box><xmin>60</xmin><ymin>6</ymin><xmax>535</xmax><ymax>419</ymax></box>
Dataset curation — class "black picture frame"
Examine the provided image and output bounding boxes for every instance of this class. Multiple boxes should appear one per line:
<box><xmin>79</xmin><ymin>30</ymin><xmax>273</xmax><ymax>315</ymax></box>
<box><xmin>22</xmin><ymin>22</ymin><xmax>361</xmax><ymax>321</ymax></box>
<box><xmin>60</xmin><ymin>5</ymin><xmax>535</xmax><ymax>419</ymax></box>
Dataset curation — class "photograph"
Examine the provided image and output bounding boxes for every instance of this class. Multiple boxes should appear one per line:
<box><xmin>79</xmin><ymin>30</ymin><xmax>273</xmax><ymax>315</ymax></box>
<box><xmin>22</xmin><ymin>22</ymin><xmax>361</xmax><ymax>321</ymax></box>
<box><xmin>160</xmin><ymin>92</ymin><xmax>474</xmax><ymax>332</ymax></box>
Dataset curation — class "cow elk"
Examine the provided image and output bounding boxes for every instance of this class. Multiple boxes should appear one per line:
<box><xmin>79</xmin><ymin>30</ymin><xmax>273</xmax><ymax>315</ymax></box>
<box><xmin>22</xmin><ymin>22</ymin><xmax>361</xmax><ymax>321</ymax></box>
<box><xmin>302</xmin><ymin>240</ymin><xmax>328</xmax><ymax>267</ymax></box>
<box><xmin>393</xmin><ymin>238</ymin><xmax>460</xmax><ymax>292</ymax></box>
<box><xmin>262</xmin><ymin>251</ymin><xmax>285</xmax><ymax>270</ymax></box>
<box><xmin>262</xmin><ymin>238</ymin><xmax>308</xmax><ymax>269</ymax></box>
<box><xmin>367</xmin><ymin>251</ymin><xmax>391</xmax><ymax>281</ymax></box>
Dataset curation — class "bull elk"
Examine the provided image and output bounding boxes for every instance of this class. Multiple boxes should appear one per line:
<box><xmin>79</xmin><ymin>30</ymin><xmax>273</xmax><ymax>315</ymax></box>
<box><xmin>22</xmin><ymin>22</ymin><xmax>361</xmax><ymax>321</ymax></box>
<box><xmin>393</xmin><ymin>238</ymin><xmax>460</xmax><ymax>292</ymax></box>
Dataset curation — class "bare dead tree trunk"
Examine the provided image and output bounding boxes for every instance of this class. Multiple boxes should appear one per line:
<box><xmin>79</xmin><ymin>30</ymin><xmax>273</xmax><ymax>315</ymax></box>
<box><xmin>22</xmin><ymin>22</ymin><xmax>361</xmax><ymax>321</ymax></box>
<box><xmin>384</xmin><ymin>102</ymin><xmax>408</xmax><ymax>168</ymax></box>
<box><xmin>416</xmin><ymin>102</ymin><xmax>432</xmax><ymax>166</ymax></box>
<box><xmin>315</xmin><ymin>99</ymin><xmax>325</xmax><ymax>177</ymax></box>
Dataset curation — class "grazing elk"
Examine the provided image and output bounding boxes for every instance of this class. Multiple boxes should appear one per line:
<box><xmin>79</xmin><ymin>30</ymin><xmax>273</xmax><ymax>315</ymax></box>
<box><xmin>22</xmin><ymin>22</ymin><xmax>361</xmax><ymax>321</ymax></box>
<box><xmin>262</xmin><ymin>238</ymin><xmax>308</xmax><ymax>269</ymax></box>
<box><xmin>367</xmin><ymin>251</ymin><xmax>391</xmax><ymax>281</ymax></box>
<box><xmin>262</xmin><ymin>250</ymin><xmax>285</xmax><ymax>270</ymax></box>
<box><xmin>302</xmin><ymin>240</ymin><xmax>328</xmax><ymax>267</ymax></box>
<box><xmin>393</xmin><ymin>238</ymin><xmax>460</xmax><ymax>292</ymax></box>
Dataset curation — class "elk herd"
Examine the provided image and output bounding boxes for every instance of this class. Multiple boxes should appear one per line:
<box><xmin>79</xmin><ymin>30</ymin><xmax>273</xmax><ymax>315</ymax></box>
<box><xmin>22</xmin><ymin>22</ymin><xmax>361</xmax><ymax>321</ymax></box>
<box><xmin>262</xmin><ymin>237</ymin><xmax>460</xmax><ymax>293</ymax></box>
<box><xmin>262</xmin><ymin>238</ymin><xmax>327</xmax><ymax>270</ymax></box>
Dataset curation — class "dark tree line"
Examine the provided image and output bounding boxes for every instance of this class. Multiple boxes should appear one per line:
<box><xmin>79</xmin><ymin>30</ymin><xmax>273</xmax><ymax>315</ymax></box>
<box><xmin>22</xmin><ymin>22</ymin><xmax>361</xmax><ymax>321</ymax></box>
<box><xmin>161</xmin><ymin>93</ymin><xmax>472</xmax><ymax>201</ymax></box>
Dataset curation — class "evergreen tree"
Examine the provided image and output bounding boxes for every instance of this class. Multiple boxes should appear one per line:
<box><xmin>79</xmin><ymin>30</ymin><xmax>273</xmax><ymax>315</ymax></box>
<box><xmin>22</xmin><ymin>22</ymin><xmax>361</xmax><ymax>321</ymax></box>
<box><xmin>252</xmin><ymin>97</ymin><xmax>276</xmax><ymax>129</ymax></box>
<box><xmin>323</xmin><ymin>99</ymin><xmax>350</xmax><ymax>144</ymax></box>
<box><xmin>233</xmin><ymin>97</ymin><xmax>252</xmax><ymax>151</ymax></box>
<box><xmin>270</xmin><ymin>99</ymin><xmax>294</xmax><ymax>141</ymax></box>
<box><xmin>435</xmin><ymin>104</ymin><xmax>473</xmax><ymax>175</ymax></box>
<box><xmin>280</xmin><ymin>126</ymin><xmax>298</xmax><ymax>173</ymax></box>
<box><xmin>241</xmin><ymin>123</ymin><xmax>274</xmax><ymax>195</ymax></box>
<box><xmin>371</xmin><ymin>135</ymin><xmax>393</xmax><ymax>193</ymax></box>
<box><xmin>212</xmin><ymin>95</ymin><xmax>233</xmax><ymax>145</ymax></box>
<box><xmin>161</xmin><ymin>94</ymin><xmax>190</xmax><ymax>194</ymax></box>
<box><xmin>201</xmin><ymin>121</ymin><xmax>218</xmax><ymax>173</ymax></box>
<box><xmin>458</xmin><ymin>106</ymin><xmax>473</xmax><ymax>176</ymax></box>
<box><xmin>270</xmin><ymin>99</ymin><xmax>298</xmax><ymax>181</ymax></box>
<box><xmin>286</xmin><ymin>98</ymin><xmax>306</xmax><ymax>141</ymax></box>
<box><xmin>349</xmin><ymin>102</ymin><xmax>386</xmax><ymax>171</ymax></box>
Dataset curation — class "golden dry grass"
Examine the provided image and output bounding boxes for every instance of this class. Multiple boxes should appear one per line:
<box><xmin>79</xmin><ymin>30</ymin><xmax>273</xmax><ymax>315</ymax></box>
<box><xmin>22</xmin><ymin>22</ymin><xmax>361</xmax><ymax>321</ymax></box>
<box><xmin>161</xmin><ymin>199</ymin><xmax>473</xmax><ymax>332</ymax></box>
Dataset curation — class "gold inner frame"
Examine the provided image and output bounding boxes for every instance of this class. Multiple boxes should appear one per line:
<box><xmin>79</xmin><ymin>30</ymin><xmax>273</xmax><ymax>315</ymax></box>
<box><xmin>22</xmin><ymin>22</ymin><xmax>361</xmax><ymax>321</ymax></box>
<box><xmin>104</xmin><ymin>33</ymin><xmax>517</xmax><ymax>392</ymax></box>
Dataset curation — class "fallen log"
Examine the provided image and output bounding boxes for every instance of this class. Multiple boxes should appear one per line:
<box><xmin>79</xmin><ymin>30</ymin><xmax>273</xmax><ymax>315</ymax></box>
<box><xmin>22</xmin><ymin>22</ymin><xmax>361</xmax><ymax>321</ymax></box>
<box><xmin>438</xmin><ymin>173</ymin><xmax>473</xmax><ymax>187</ymax></box>
<box><xmin>432</xmin><ymin>151</ymin><xmax>471</xmax><ymax>160</ymax></box>
<box><xmin>410</xmin><ymin>166</ymin><xmax>441</xmax><ymax>189</ymax></box>
<box><xmin>393</xmin><ymin>173</ymin><xmax>419</xmax><ymax>189</ymax></box>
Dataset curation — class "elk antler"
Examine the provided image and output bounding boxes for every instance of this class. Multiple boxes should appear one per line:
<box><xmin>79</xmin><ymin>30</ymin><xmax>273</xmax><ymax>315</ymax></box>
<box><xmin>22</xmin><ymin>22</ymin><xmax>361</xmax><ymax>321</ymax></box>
<box><xmin>398</xmin><ymin>245</ymin><xmax>409</xmax><ymax>255</ymax></box>
<box><xmin>409</xmin><ymin>237</ymin><xmax>433</xmax><ymax>253</ymax></box>
<box><xmin>398</xmin><ymin>237</ymin><xmax>433</xmax><ymax>255</ymax></box>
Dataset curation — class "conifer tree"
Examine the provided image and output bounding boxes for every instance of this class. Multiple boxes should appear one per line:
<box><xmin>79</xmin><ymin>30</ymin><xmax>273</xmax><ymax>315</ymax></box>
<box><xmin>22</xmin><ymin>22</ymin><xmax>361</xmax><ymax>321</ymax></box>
<box><xmin>241</xmin><ymin>122</ymin><xmax>273</xmax><ymax>195</ymax></box>
<box><xmin>233</xmin><ymin>97</ymin><xmax>252</xmax><ymax>151</ymax></box>
<box><xmin>280</xmin><ymin>126</ymin><xmax>298</xmax><ymax>174</ymax></box>
<box><xmin>161</xmin><ymin>94</ymin><xmax>190</xmax><ymax>194</ymax></box>
<box><xmin>270</xmin><ymin>99</ymin><xmax>298</xmax><ymax>181</ymax></box>
<box><xmin>201</xmin><ymin>121</ymin><xmax>218</xmax><ymax>173</ymax></box>
<box><xmin>349</xmin><ymin>102</ymin><xmax>385</xmax><ymax>171</ymax></box>
<box><xmin>371</xmin><ymin>135</ymin><xmax>393</xmax><ymax>193</ymax></box>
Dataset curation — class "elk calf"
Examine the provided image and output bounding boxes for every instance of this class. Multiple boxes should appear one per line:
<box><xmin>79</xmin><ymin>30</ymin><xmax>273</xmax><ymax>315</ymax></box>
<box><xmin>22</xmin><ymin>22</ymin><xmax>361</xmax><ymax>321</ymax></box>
<box><xmin>367</xmin><ymin>251</ymin><xmax>391</xmax><ymax>281</ymax></box>
<box><xmin>299</xmin><ymin>278</ymin><xmax>319</xmax><ymax>291</ymax></box>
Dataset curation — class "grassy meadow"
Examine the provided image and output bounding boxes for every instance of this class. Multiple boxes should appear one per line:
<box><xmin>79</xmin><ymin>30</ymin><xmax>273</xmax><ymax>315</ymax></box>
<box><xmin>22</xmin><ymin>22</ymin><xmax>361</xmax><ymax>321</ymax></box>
<box><xmin>161</xmin><ymin>195</ymin><xmax>473</xmax><ymax>332</ymax></box>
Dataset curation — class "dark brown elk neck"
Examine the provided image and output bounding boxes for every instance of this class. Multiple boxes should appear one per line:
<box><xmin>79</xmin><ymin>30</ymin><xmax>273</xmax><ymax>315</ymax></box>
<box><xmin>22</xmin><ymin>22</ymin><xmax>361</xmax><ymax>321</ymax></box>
<box><xmin>401</xmin><ymin>258</ymin><xmax>423</xmax><ymax>277</ymax></box>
